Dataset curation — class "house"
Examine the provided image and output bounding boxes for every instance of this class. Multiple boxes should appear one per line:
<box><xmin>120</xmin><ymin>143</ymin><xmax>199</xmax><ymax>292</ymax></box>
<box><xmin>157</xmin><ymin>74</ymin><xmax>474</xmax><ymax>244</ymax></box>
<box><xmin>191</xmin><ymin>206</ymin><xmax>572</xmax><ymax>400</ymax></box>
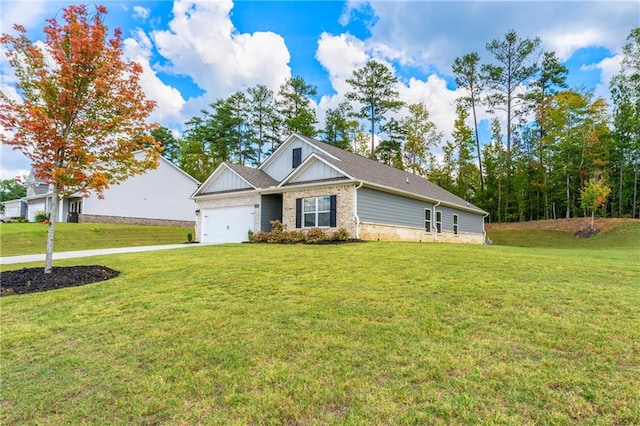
<box><xmin>191</xmin><ymin>134</ymin><xmax>488</xmax><ymax>244</ymax></box>
<box><xmin>7</xmin><ymin>153</ymin><xmax>200</xmax><ymax>226</ymax></box>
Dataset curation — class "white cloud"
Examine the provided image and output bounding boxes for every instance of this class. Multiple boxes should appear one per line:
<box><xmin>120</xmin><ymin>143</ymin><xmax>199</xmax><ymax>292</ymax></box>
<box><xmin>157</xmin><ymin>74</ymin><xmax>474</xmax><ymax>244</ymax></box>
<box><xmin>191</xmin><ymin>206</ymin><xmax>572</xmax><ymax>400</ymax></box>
<box><xmin>586</xmin><ymin>54</ymin><xmax>624</xmax><ymax>103</ymax></box>
<box><xmin>150</xmin><ymin>0</ymin><xmax>291</xmax><ymax>115</ymax></box>
<box><xmin>133</xmin><ymin>6</ymin><xmax>150</xmax><ymax>21</ymax></box>
<box><xmin>123</xmin><ymin>29</ymin><xmax>186</xmax><ymax>125</ymax></box>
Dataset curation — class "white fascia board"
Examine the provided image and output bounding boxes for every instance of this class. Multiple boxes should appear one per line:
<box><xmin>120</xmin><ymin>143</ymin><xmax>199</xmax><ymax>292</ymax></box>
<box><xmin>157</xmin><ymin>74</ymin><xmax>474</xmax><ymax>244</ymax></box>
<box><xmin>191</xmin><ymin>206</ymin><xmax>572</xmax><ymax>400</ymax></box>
<box><xmin>361</xmin><ymin>182</ymin><xmax>488</xmax><ymax>215</ymax></box>
<box><xmin>191</xmin><ymin>188</ymin><xmax>260</xmax><ymax>201</ymax></box>
<box><xmin>277</xmin><ymin>153</ymin><xmax>353</xmax><ymax>188</ymax></box>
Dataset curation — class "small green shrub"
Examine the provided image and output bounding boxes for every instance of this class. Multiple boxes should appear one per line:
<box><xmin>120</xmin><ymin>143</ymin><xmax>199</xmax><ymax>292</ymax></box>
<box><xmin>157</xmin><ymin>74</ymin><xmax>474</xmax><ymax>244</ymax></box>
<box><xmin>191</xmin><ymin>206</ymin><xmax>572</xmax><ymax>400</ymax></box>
<box><xmin>187</xmin><ymin>232</ymin><xmax>193</xmax><ymax>243</ymax></box>
<box><xmin>34</xmin><ymin>212</ymin><xmax>49</xmax><ymax>223</ymax></box>
<box><xmin>247</xmin><ymin>229</ymin><xmax>254</xmax><ymax>242</ymax></box>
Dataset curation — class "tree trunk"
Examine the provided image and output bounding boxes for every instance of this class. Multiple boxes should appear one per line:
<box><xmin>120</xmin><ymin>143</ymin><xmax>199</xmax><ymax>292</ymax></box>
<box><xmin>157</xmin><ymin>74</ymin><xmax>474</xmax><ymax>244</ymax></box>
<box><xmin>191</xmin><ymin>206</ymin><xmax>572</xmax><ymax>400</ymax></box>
<box><xmin>471</xmin><ymin>101</ymin><xmax>484</xmax><ymax>192</ymax></box>
<box><xmin>566</xmin><ymin>171</ymin><xmax>571</xmax><ymax>219</ymax></box>
<box><xmin>44</xmin><ymin>189</ymin><xmax>60</xmax><ymax>274</ymax></box>
<box><xmin>633</xmin><ymin>154</ymin><xmax>638</xmax><ymax>219</ymax></box>
<box><xmin>591</xmin><ymin>210</ymin><xmax>595</xmax><ymax>231</ymax></box>
<box><xmin>618</xmin><ymin>157</ymin><xmax>624</xmax><ymax>217</ymax></box>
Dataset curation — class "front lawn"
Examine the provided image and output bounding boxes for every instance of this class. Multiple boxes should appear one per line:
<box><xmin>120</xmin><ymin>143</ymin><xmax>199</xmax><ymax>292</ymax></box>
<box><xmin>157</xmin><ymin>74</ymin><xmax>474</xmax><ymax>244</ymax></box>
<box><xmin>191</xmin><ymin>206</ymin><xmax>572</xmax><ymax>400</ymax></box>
<box><xmin>0</xmin><ymin>223</ymin><xmax>194</xmax><ymax>256</ymax></box>
<box><xmin>1</xmin><ymin>242</ymin><xmax>638</xmax><ymax>424</ymax></box>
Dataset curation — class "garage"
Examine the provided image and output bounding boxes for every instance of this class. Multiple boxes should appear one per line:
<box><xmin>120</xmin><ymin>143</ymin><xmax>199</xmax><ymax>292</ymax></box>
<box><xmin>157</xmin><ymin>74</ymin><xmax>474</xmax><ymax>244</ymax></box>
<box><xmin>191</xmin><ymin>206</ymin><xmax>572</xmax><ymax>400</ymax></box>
<box><xmin>201</xmin><ymin>205</ymin><xmax>255</xmax><ymax>243</ymax></box>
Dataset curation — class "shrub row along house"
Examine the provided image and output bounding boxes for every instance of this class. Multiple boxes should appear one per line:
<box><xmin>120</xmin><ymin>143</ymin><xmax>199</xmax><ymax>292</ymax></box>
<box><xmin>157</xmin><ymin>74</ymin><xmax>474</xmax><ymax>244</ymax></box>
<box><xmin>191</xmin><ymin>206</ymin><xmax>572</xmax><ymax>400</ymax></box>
<box><xmin>2</xmin><ymin>152</ymin><xmax>199</xmax><ymax>226</ymax></box>
<box><xmin>192</xmin><ymin>134</ymin><xmax>488</xmax><ymax>244</ymax></box>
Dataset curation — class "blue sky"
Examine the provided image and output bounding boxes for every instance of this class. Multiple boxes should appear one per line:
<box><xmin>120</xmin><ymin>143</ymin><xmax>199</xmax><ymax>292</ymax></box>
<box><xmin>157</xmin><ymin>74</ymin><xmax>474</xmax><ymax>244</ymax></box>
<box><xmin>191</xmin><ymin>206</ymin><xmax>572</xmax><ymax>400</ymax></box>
<box><xmin>1</xmin><ymin>0</ymin><xmax>638</xmax><ymax>179</ymax></box>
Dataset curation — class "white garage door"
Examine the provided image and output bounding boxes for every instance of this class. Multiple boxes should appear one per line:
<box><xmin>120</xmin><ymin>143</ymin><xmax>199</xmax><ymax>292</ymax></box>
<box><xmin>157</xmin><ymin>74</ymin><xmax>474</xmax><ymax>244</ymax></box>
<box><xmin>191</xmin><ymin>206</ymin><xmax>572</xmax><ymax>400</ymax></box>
<box><xmin>201</xmin><ymin>206</ymin><xmax>254</xmax><ymax>243</ymax></box>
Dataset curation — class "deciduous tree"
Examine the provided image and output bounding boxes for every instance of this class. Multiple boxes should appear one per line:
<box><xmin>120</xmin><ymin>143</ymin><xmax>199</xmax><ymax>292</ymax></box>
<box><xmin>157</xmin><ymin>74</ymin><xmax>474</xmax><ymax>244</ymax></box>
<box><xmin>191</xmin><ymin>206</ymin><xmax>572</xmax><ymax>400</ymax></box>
<box><xmin>0</xmin><ymin>5</ymin><xmax>159</xmax><ymax>273</ymax></box>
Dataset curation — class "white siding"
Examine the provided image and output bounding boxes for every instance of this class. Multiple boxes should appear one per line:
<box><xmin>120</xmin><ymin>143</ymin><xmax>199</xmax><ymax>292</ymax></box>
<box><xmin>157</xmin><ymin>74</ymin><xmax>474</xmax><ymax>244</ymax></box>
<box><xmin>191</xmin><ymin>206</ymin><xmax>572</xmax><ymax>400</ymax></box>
<box><xmin>83</xmin><ymin>157</ymin><xmax>198</xmax><ymax>221</ymax></box>
<box><xmin>291</xmin><ymin>160</ymin><xmax>346</xmax><ymax>183</ymax></box>
<box><xmin>205</xmin><ymin>167</ymin><xmax>251</xmax><ymax>193</ymax></box>
<box><xmin>261</xmin><ymin>138</ymin><xmax>324</xmax><ymax>181</ymax></box>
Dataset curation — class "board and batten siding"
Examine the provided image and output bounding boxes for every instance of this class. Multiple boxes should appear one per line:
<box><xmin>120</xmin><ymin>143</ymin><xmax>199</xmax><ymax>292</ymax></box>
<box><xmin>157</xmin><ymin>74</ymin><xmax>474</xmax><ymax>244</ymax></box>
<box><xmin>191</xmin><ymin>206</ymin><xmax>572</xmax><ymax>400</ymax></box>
<box><xmin>260</xmin><ymin>194</ymin><xmax>283</xmax><ymax>232</ymax></box>
<box><xmin>207</xmin><ymin>167</ymin><xmax>251</xmax><ymax>193</ymax></box>
<box><xmin>358</xmin><ymin>187</ymin><xmax>433</xmax><ymax>228</ymax></box>
<box><xmin>292</xmin><ymin>160</ymin><xmax>346</xmax><ymax>183</ymax></box>
<box><xmin>358</xmin><ymin>187</ymin><xmax>484</xmax><ymax>234</ymax></box>
<box><xmin>261</xmin><ymin>138</ymin><xmax>326</xmax><ymax>181</ymax></box>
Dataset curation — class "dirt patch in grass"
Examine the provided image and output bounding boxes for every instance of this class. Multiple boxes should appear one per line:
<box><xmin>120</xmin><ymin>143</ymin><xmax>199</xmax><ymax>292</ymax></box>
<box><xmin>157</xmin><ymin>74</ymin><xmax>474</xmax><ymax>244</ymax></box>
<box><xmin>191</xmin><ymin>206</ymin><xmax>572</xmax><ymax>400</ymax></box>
<box><xmin>485</xmin><ymin>218</ymin><xmax>632</xmax><ymax>234</ymax></box>
<box><xmin>1</xmin><ymin>266</ymin><xmax>119</xmax><ymax>297</ymax></box>
<box><xmin>574</xmin><ymin>227</ymin><xmax>600</xmax><ymax>238</ymax></box>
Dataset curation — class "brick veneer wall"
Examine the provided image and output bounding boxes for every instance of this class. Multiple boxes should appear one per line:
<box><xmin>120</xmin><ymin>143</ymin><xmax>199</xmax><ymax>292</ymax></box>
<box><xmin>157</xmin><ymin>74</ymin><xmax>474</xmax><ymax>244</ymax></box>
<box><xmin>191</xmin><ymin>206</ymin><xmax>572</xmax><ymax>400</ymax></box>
<box><xmin>79</xmin><ymin>214</ymin><xmax>195</xmax><ymax>228</ymax></box>
<box><xmin>282</xmin><ymin>184</ymin><xmax>357</xmax><ymax>236</ymax></box>
<box><xmin>359</xmin><ymin>222</ymin><xmax>485</xmax><ymax>244</ymax></box>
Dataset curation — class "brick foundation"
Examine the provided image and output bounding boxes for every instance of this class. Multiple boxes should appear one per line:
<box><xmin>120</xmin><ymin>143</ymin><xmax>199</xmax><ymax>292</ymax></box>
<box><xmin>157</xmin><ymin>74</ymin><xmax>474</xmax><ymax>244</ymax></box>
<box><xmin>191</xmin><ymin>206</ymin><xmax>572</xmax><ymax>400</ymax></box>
<box><xmin>79</xmin><ymin>214</ymin><xmax>195</xmax><ymax>228</ymax></box>
<box><xmin>359</xmin><ymin>222</ymin><xmax>484</xmax><ymax>244</ymax></box>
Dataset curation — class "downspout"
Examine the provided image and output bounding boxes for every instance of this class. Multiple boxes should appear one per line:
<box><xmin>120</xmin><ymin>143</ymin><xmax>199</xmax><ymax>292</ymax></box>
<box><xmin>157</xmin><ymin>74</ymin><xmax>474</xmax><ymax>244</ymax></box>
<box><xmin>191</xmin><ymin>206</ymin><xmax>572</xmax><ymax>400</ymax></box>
<box><xmin>433</xmin><ymin>201</ymin><xmax>441</xmax><ymax>242</ymax></box>
<box><xmin>354</xmin><ymin>181</ymin><xmax>363</xmax><ymax>239</ymax></box>
<box><xmin>482</xmin><ymin>212</ymin><xmax>490</xmax><ymax>245</ymax></box>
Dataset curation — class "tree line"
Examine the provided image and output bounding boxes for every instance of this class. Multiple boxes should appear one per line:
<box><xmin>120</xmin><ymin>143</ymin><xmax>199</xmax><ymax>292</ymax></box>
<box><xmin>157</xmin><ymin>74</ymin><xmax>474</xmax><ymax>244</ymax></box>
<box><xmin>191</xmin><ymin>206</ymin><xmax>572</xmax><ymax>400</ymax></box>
<box><xmin>155</xmin><ymin>28</ymin><xmax>639</xmax><ymax>222</ymax></box>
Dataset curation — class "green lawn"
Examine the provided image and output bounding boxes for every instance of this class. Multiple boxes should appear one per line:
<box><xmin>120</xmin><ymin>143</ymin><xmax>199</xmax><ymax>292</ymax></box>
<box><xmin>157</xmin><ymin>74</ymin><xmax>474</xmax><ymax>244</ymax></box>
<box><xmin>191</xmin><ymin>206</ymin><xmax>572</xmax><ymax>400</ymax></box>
<box><xmin>1</xmin><ymin>236</ymin><xmax>639</xmax><ymax>424</ymax></box>
<box><xmin>0</xmin><ymin>223</ymin><xmax>194</xmax><ymax>256</ymax></box>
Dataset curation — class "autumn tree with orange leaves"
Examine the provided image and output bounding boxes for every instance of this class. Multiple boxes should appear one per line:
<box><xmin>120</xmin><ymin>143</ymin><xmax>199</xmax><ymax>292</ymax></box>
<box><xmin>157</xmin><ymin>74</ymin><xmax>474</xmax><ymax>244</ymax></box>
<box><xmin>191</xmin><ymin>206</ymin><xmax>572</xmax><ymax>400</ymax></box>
<box><xmin>0</xmin><ymin>5</ymin><xmax>160</xmax><ymax>273</ymax></box>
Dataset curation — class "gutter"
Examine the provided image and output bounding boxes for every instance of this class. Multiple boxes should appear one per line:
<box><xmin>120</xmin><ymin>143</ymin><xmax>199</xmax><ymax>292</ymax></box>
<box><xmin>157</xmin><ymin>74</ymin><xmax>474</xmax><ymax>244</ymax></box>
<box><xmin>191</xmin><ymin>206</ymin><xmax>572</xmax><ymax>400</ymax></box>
<box><xmin>353</xmin><ymin>181</ymin><xmax>363</xmax><ymax>239</ymax></box>
<box><xmin>433</xmin><ymin>201</ymin><xmax>441</xmax><ymax>242</ymax></box>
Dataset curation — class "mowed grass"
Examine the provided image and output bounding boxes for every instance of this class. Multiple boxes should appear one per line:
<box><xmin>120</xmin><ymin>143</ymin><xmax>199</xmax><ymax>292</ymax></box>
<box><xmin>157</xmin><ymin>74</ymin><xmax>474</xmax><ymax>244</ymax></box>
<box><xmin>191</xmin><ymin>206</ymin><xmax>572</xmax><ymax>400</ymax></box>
<box><xmin>486</xmin><ymin>219</ymin><xmax>640</xmax><ymax>250</ymax></box>
<box><xmin>0</xmin><ymin>223</ymin><xmax>194</xmax><ymax>256</ymax></box>
<box><xmin>1</xmin><ymin>239</ymin><xmax>639</xmax><ymax>424</ymax></box>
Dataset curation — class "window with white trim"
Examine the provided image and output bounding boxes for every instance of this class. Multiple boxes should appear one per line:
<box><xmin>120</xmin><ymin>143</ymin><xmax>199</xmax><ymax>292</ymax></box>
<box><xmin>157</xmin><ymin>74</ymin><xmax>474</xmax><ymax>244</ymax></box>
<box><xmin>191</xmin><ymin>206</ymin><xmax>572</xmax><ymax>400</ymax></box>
<box><xmin>453</xmin><ymin>214</ymin><xmax>459</xmax><ymax>235</ymax></box>
<box><xmin>425</xmin><ymin>209</ymin><xmax>432</xmax><ymax>232</ymax></box>
<box><xmin>303</xmin><ymin>196</ymin><xmax>331</xmax><ymax>227</ymax></box>
<box><xmin>436</xmin><ymin>210</ymin><xmax>442</xmax><ymax>234</ymax></box>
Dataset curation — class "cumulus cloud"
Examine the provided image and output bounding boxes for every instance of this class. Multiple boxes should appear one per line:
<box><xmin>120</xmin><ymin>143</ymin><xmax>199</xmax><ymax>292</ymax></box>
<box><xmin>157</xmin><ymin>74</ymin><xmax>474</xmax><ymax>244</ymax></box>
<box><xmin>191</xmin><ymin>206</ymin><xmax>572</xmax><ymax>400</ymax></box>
<box><xmin>150</xmin><ymin>0</ymin><xmax>291</xmax><ymax>116</ymax></box>
<box><xmin>123</xmin><ymin>29</ymin><xmax>186</xmax><ymax>125</ymax></box>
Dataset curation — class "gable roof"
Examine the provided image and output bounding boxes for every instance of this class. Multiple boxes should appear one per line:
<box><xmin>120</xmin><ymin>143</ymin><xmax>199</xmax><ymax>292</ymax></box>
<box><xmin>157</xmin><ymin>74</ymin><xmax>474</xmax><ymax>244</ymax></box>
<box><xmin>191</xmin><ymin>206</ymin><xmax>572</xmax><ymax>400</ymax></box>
<box><xmin>193</xmin><ymin>133</ymin><xmax>486</xmax><ymax>215</ymax></box>
<box><xmin>192</xmin><ymin>161</ymin><xmax>278</xmax><ymax>197</ymax></box>
<box><xmin>296</xmin><ymin>135</ymin><xmax>486</xmax><ymax>214</ymax></box>
<box><xmin>225</xmin><ymin>162</ymin><xmax>279</xmax><ymax>189</ymax></box>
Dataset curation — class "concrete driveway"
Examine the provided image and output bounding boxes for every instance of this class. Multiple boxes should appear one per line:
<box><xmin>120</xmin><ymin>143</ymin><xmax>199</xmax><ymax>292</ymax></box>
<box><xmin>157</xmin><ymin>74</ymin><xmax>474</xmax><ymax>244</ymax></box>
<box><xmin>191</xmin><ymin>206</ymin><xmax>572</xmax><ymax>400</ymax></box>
<box><xmin>0</xmin><ymin>243</ymin><xmax>211</xmax><ymax>265</ymax></box>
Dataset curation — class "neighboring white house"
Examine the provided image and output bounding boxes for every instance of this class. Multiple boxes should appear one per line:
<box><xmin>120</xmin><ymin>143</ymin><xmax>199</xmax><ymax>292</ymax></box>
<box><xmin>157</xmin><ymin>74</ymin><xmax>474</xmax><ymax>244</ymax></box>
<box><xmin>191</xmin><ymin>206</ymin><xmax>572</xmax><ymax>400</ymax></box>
<box><xmin>4</xmin><ymin>153</ymin><xmax>200</xmax><ymax>226</ymax></box>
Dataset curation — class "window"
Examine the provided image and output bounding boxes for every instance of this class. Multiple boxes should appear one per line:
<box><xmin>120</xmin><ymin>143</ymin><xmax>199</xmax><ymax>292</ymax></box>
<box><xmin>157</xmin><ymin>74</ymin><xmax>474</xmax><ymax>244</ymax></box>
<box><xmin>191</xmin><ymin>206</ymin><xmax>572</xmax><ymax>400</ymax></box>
<box><xmin>436</xmin><ymin>210</ymin><xmax>442</xmax><ymax>234</ymax></box>
<box><xmin>292</xmin><ymin>147</ymin><xmax>302</xmax><ymax>168</ymax></box>
<box><xmin>425</xmin><ymin>209</ymin><xmax>432</xmax><ymax>232</ymax></box>
<box><xmin>453</xmin><ymin>214</ymin><xmax>459</xmax><ymax>235</ymax></box>
<box><xmin>296</xmin><ymin>195</ymin><xmax>337</xmax><ymax>228</ymax></box>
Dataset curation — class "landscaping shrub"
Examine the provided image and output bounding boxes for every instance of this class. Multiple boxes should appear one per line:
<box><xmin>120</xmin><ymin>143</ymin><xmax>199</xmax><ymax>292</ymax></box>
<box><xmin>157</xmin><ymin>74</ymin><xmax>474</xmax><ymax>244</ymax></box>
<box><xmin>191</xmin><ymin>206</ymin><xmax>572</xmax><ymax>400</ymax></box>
<box><xmin>249</xmin><ymin>221</ymin><xmax>352</xmax><ymax>244</ymax></box>
<box><xmin>34</xmin><ymin>212</ymin><xmax>49</xmax><ymax>223</ymax></box>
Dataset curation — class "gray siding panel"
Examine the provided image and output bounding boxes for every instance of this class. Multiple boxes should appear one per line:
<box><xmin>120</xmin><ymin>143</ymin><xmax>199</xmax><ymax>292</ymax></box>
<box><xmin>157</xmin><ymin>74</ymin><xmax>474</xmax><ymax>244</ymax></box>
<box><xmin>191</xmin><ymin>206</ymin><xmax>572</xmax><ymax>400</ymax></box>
<box><xmin>358</xmin><ymin>187</ymin><xmax>484</xmax><ymax>233</ymax></box>
<box><xmin>262</xmin><ymin>138</ymin><xmax>324</xmax><ymax>181</ymax></box>
<box><xmin>261</xmin><ymin>194</ymin><xmax>282</xmax><ymax>231</ymax></box>
<box><xmin>358</xmin><ymin>187</ymin><xmax>433</xmax><ymax>228</ymax></box>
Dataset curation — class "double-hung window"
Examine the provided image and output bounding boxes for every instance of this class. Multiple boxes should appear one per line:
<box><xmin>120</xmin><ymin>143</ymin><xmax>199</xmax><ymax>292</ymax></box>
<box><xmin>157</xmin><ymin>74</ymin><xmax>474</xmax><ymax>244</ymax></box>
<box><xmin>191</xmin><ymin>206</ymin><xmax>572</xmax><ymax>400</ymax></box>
<box><xmin>435</xmin><ymin>210</ymin><xmax>442</xmax><ymax>234</ymax></box>
<box><xmin>425</xmin><ymin>209</ymin><xmax>432</xmax><ymax>232</ymax></box>
<box><xmin>304</xmin><ymin>196</ymin><xmax>330</xmax><ymax>227</ymax></box>
<box><xmin>453</xmin><ymin>214</ymin><xmax>459</xmax><ymax>235</ymax></box>
<box><xmin>296</xmin><ymin>195</ymin><xmax>337</xmax><ymax>228</ymax></box>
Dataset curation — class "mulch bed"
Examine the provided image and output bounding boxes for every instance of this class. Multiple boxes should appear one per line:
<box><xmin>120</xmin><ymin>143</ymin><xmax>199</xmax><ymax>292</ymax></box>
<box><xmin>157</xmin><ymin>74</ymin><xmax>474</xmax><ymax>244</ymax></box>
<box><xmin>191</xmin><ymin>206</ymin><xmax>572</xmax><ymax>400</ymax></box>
<box><xmin>1</xmin><ymin>266</ymin><xmax>120</xmax><ymax>297</ymax></box>
<box><xmin>574</xmin><ymin>227</ymin><xmax>600</xmax><ymax>238</ymax></box>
